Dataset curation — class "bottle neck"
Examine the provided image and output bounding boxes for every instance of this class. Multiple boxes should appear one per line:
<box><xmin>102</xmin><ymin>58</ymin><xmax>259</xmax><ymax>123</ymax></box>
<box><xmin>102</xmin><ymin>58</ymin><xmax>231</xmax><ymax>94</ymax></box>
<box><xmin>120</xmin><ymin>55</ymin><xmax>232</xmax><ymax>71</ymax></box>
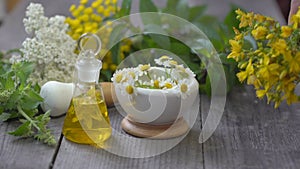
<box><xmin>73</xmin><ymin>81</ymin><xmax>99</xmax><ymax>97</ymax></box>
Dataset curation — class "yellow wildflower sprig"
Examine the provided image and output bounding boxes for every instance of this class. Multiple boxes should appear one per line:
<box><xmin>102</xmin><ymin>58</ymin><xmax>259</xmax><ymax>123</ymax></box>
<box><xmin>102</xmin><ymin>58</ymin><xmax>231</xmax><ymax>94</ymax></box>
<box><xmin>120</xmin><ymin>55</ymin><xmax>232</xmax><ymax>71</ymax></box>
<box><xmin>228</xmin><ymin>8</ymin><xmax>300</xmax><ymax>108</ymax></box>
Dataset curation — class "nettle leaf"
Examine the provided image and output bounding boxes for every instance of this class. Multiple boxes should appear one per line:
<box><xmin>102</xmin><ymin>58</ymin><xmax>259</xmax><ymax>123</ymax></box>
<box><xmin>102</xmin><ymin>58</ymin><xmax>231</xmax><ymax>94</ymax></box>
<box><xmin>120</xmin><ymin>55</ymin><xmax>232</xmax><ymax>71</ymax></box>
<box><xmin>8</xmin><ymin>121</ymin><xmax>32</xmax><ymax>136</ymax></box>
<box><xmin>0</xmin><ymin>113</ymin><xmax>11</xmax><ymax>122</ymax></box>
<box><xmin>5</xmin><ymin>73</ymin><xmax>15</xmax><ymax>90</ymax></box>
<box><xmin>11</xmin><ymin>62</ymin><xmax>35</xmax><ymax>85</ymax></box>
<box><xmin>6</xmin><ymin>90</ymin><xmax>20</xmax><ymax>110</ymax></box>
<box><xmin>20</xmin><ymin>89</ymin><xmax>43</xmax><ymax>110</ymax></box>
<box><xmin>32</xmin><ymin>83</ymin><xmax>41</xmax><ymax>93</ymax></box>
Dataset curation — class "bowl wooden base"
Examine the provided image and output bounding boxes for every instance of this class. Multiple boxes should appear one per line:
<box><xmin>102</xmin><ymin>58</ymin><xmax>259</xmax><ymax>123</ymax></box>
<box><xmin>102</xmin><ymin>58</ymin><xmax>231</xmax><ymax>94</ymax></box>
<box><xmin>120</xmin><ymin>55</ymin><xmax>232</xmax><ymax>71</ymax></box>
<box><xmin>121</xmin><ymin>116</ymin><xmax>189</xmax><ymax>139</ymax></box>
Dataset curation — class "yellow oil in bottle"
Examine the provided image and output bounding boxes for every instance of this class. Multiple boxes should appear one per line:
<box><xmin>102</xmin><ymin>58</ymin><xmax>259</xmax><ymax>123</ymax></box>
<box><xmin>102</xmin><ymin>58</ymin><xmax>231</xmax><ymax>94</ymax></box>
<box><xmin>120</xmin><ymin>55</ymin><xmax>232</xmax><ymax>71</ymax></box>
<box><xmin>62</xmin><ymin>88</ymin><xmax>111</xmax><ymax>146</ymax></box>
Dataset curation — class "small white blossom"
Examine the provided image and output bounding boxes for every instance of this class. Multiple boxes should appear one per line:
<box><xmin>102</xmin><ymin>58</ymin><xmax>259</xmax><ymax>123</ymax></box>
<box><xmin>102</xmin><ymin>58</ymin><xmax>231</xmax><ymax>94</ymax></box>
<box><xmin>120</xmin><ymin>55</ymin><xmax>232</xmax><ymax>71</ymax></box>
<box><xmin>23</xmin><ymin>3</ymin><xmax>48</xmax><ymax>34</ymax></box>
<box><xmin>178</xmin><ymin>79</ymin><xmax>191</xmax><ymax>99</ymax></box>
<box><xmin>175</xmin><ymin>65</ymin><xmax>196</xmax><ymax>79</ymax></box>
<box><xmin>9</xmin><ymin>54</ymin><xmax>24</xmax><ymax>63</ymax></box>
<box><xmin>154</xmin><ymin>55</ymin><xmax>172</xmax><ymax>67</ymax></box>
<box><xmin>11</xmin><ymin>3</ymin><xmax>78</xmax><ymax>85</ymax></box>
<box><xmin>138</xmin><ymin>64</ymin><xmax>151</xmax><ymax>76</ymax></box>
<box><xmin>162</xmin><ymin>78</ymin><xmax>176</xmax><ymax>90</ymax></box>
<box><xmin>120</xmin><ymin>75</ymin><xmax>136</xmax><ymax>96</ymax></box>
<box><xmin>185</xmin><ymin>67</ymin><xmax>196</xmax><ymax>77</ymax></box>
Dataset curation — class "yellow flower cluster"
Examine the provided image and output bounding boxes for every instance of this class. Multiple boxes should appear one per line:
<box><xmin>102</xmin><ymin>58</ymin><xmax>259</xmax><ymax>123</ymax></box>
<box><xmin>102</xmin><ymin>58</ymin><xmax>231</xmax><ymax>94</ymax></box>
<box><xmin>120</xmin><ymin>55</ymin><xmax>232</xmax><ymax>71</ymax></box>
<box><xmin>66</xmin><ymin>0</ymin><xmax>132</xmax><ymax>79</ymax></box>
<box><xmin>66</xmin><ymin>0</ymin><xmax>118</xmax><ymax>39</ymax></box>
<box><xmin>228</xmin><ymin>9</ymin><xmax>300</xmax><ymax>108</ymax></box>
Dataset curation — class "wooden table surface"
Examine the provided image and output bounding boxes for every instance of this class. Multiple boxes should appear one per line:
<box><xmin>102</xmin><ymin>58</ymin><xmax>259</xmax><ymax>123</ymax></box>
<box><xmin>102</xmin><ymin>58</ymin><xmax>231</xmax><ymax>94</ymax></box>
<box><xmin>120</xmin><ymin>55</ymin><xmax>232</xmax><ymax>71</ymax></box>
<box><xmin>1</xmin><ymin>86</ymin><xmax>300</xmax><ymax>169</ymax></box>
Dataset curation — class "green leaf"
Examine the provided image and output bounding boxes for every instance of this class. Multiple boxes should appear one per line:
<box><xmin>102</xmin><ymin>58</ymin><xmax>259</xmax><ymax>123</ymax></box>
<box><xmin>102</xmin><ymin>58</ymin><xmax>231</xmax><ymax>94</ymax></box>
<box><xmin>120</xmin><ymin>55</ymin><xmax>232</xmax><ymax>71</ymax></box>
<box><xmin>100</xmin><ymin>70</ymin><xmax>112</xmax><ymax>82</ymax></box>
<box><xmin>111</xmin><ymin>43</ymin><xmax>121</xmax><ymax>65</ymax></box>
<box><xmin>175</xmin><ymin>0</ymin><xmax>189</xmax><ymax>19</ymax></box>
<box><xmin>32</xmin><ymin>83</ymin><xmax>41</xmax><ymax>93</ymax></box>
<box><xmin>139</xmin><ymin>0</ymin><xmax>161</xmax><ymax>26</ymax></box>
<box><xmin>0</xmin><ymin>51</ymin><xmax>4</xmax><ymax>59</ymax></box>
<box><xmin>20</xmin><ymin>89</ymin><xmax>43</xmax><ymax>110</ymax></box>
<box><xmin>8</xmin><ymin>121</ymin><xmax>31</xmax><ymax>136</ymax></box>
<box><xmin>144</xmin><ymin>24</ymin><xmax>171</xmax><ymax>49</ymax></box>
<box><xmin>224</xmin><ymin>4</ymin><xmax>240</xmax><ymax>31</ymax></box>
<box><xmin>189</xmin><ymin>5</ymin><xmax>207</xmax><ymax>21</ymax></box>
<box><xmin>139</xmin><ymin>0</ymin><xmax>158</xmax><ymax>13</ymax></box>
<box><xmin>163</xmin><ymin>0</ymin><xmax>179</xmax><ymax>15</ymax></box>
<box><xmin>0</xmin><ymin>113</ymin><xmax>11</xmax><ymax>122</ymax></box>
<box><xmin>170</xmin><ymin>42</ymin><xmax>190</xmax><ymax>56</ymax></box>
<box><xmin>11</xmin><ymin>62</ymin><xmax>35</xmax><ymax>84</ymax></box>
<box><xmin>5</xmin><ymin>73</ymin><xmax>15</xmax><ymax>90</ymax></box>
<box><xmin>199</xmin><ymin>74</ymin><xmax>211</xmax><ymax>96</ymax></box>
<box><xmin>5</xmin><ymin>90</ymin><xmax>20</xmax><ymax>110</ymax></box>
<box><xmin>163</xmin><ymin>0</ymin><xmax>191</xmax><ymax>20</ymax></box>
<box><xmin>117</xmin><ymin>0</ymin><xmax>132</xmax><ymax>18</ymax></box>
<box><xmin>140</xmin><ymin>35</ymin><xmax>159</xmax><ymax>48</ymax></box>
<box><xmin>6</xmin><ymin>48</ymin><xmax>23</xmax><ymax>56</ymax></box>
<box><xmin>108</xmin><ymin>23</ymin><xmax>127</xmax><ymax>48</ymax></box>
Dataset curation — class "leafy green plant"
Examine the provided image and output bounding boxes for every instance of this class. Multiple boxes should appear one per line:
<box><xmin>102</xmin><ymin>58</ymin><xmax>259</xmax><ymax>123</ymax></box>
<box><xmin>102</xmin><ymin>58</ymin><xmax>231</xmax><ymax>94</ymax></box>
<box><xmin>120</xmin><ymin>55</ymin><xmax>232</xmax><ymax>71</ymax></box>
<box><xmin>0</xmin><ymin>51</ymin><xmax>56</xmax><ymax>145</ymax></box>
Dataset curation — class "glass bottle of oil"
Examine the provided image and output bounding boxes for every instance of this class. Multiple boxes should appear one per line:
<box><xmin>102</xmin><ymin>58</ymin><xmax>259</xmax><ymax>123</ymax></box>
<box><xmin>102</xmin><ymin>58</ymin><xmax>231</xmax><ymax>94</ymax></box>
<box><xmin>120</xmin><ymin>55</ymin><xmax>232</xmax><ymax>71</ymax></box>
<box><xmin>62</xmin><ymin>47</ymin><xmax>111</xmax><ymax>146</ymax></box>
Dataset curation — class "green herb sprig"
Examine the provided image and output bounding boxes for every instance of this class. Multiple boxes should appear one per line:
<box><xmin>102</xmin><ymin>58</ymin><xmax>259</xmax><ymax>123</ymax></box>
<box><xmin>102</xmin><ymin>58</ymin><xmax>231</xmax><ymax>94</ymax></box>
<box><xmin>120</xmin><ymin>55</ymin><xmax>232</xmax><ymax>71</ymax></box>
<box><xmin>0</xmin><ymin>51</ymin><xmax>56</xmax><ymax>145</ymax></box>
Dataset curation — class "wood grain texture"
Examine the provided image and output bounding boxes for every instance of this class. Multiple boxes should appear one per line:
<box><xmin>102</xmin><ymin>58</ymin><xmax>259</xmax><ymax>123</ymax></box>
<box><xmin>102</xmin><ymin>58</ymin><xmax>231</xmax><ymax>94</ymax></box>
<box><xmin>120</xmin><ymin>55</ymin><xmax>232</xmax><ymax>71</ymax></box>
<box><xmin>201</xmin><ymin>86</ymin><xmax>300</xmax><ymax>169</ymax></box>
<box><xmin>0</xmin><ymin>116</ymin><xmax>64</xmax><ymax>169</ymax></box>
<box><xmin>53</xmin><ymin>106</ymin><xmax>204</xmax><ymax>169</ymax></box>
<box><xmin>121</xmin><ymin>116</ymin><xmax>189</xmax><ymax>139</ymax></box>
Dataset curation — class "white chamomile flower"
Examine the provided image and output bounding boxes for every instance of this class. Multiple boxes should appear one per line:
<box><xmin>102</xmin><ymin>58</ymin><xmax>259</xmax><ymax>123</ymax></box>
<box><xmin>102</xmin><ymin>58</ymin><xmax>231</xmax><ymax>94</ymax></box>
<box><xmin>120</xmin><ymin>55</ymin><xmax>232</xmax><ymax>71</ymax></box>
<box><xmin>120</xmin><ymin>77</ymin><xmax>136</xmax><ymax>96</ymax></box>
<box><xmin>154</xmin><ymin>55</ymin><xmax>172</xmax><ymax>67</ymax></box>
<box><xmin>164</xmin><ymin>59</ymin><xmax>178</xmax><ymax>68</ymax></box>
<box><xmin>126</xmin><ymin>67</ymin><xmax>139</xmax><ymax>81</ymax></box>
<box><xmin>162</xmin><ymin>78</ymin><xmax>176</xmax><ymax>89</ymax></box>
<box><xmin>178</xmin><ymin>79</ymin><xmax>191</xmax><ymax>99</ymax></box>
<box><xmin>175</xmin><ymin>65</ymin><xmax>196</xmax><ymax>78</ymax></box>
<box><xmin>111</xmin><ymin>69</ymin><xmax>126</xmax><ymax>83</ymax></box>
<box><xmin>150</xmin><ymin>78</ymin><xmax>163</xmax><ymax>89</ymax></box>
<box><xmin>138</xmin><ymin>64</ymin><xmax>151</xmax><ymax>76</ymax></box>
<box><xmin>185</xmin><ymin>67</ymin><xmax>196</xmax><ymax>77</ymax></box>
<box><xmin>137</xmin><ymin>79</ymin><xmax>151</xmax><ymax>87</ymax></box>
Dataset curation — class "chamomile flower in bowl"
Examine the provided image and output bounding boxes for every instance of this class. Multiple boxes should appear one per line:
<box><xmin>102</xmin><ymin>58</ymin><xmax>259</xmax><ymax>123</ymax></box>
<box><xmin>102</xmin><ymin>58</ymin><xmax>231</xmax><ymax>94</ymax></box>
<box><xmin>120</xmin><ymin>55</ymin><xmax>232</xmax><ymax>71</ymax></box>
<box><xmin>112</xmin><ymin>55</ymin><xmax>199</xmax><ymax>125</ymax></box>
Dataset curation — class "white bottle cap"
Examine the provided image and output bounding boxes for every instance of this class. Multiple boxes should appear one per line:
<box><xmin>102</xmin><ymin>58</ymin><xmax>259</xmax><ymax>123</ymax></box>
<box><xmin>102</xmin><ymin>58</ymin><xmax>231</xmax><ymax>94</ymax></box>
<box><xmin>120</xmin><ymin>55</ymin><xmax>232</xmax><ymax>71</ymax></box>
<box><xmin>76</xmin><ymin>50</ymin><xmax>102</xmax><ymax>83</ymax></box>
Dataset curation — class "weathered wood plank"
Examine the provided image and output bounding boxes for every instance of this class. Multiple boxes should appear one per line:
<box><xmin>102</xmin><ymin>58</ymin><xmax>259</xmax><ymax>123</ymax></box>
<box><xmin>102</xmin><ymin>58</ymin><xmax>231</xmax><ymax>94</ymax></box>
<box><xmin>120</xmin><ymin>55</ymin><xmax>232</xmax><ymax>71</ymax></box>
<box><xmin>53</xmin><ymin>106</ymin><xmax>204</xmax><ymax>169</ymax></box>
<box><xmin>0</xmin><ymin>116</ymin><xmax>64</xmax><ymax>169</ymax></box>
<box><xmin>201</xmin><ymin>86</ymin><xmax>300</xmax><ymax>169</ymax></box>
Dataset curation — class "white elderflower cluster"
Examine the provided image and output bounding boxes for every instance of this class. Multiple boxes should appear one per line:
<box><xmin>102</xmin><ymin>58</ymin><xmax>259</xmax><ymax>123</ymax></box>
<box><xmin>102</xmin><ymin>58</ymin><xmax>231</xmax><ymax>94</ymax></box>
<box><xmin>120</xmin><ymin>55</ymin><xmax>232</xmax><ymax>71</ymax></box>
<box><xmin>112</xmin><ymin>55</ymin><xmax>196</xmax><ymax>99</ymax></box>
<box><xmin>11</xmin><ymin>3</ymin><xmax>77</xmax><ymax>85</ymax></box>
